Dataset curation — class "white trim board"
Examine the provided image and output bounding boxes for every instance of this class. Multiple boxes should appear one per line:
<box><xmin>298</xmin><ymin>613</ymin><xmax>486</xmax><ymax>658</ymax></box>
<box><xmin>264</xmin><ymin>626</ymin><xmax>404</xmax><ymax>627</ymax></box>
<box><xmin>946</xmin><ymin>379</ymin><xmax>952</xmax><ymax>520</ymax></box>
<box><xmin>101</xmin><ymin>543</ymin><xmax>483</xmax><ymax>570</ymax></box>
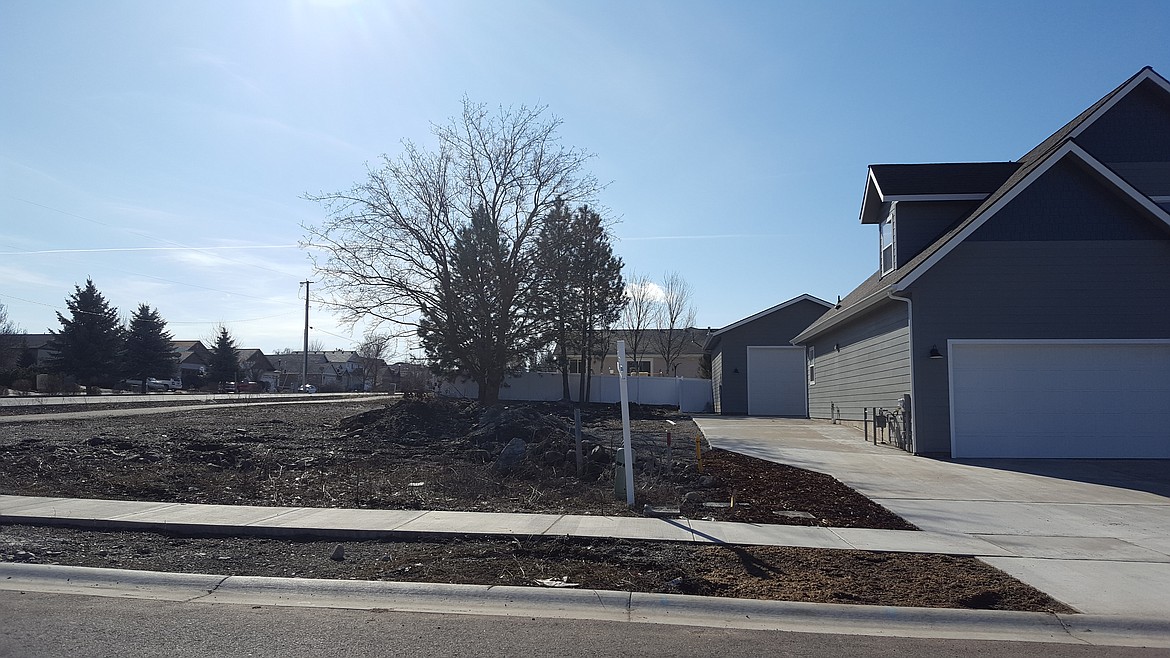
<box><xmin>710</xmin><ymin>295</ymin><xmax>831</xmax><ymax>339</ymax></box>
<box><xmin>882</xmin><ymin>194</ymin><xmax>988</xmax><ymax>202</ymax></box>
<box><xmin>1067</xmin><ymin>68</ymin><xmax>1170</xmax><ymax>141</ymax></box>
<box><xmin>894</xmin><ymin>142</ymin><xmax>1170</xmax><ymax>291</ymax></box>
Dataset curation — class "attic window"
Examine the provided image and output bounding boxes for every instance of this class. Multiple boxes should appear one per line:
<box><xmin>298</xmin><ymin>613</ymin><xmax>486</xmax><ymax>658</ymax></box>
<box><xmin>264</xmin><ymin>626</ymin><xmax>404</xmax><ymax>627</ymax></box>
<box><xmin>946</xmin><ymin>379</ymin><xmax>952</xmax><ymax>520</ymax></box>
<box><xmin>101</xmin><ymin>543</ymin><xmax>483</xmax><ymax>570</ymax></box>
<box><xmin>880</xmin><ymin>212</ymin><xmax>895</xmax><ymax>275</ymax></box>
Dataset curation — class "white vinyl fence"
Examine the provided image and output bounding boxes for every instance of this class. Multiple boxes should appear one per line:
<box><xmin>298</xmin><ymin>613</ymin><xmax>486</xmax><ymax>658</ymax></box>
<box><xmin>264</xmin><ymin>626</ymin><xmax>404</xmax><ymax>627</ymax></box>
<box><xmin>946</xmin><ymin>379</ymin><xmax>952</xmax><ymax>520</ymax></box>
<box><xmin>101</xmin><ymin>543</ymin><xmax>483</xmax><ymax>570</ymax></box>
<box><xmin>438</xmin><ymin>372</ymin><xmax>713</xmax><ymax>413</ymax></box>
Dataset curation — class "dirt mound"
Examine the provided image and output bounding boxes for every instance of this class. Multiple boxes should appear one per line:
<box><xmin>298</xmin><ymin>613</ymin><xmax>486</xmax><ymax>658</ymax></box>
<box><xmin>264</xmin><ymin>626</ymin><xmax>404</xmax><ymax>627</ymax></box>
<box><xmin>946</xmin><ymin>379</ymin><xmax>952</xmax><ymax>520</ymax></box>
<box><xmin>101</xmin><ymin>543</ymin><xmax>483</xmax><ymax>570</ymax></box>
<box><xmin>342</xmin><ymin>399</ymin><xmax>602</xmax><ymax>475</ymax></box>
<box><xmin>341</xmin><ymin>398</ymin><xmax>477</xmax><ymax>444</ymax></box>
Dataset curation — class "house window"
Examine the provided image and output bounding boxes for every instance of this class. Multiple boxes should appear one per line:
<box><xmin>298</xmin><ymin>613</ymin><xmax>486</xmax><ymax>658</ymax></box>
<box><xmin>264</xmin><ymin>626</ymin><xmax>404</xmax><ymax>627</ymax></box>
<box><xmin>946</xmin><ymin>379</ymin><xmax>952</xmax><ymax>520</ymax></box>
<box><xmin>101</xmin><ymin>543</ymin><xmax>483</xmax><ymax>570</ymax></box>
<box><xmin>568</xmin><ymin>358</ymin><xmax>584</xmax><ymax>374</ymax></box>
<box><xmin>807</xmin><ymin>346</ymin><xmax>815</xmax><ymax>385</ymax></box>
<box><xmin>880</xmin><ymin>210</ymin><xmax>895</xmax><ymax>274</ymax></box>
<box><xmin>627</xmin><ymin>360</ymin><xmax>651</xmax><ymax>375</ymax></box>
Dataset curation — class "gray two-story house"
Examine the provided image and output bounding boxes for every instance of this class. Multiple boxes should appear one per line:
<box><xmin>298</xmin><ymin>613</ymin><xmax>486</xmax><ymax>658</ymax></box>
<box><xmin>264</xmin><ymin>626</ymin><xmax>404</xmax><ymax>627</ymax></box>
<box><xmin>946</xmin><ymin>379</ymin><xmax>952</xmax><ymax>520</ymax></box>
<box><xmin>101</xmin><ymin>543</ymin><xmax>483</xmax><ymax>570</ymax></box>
<box><xmin>793</xmin><ymin>67</ymin><xmax>1170</xmax><ymax>459</ymax></box>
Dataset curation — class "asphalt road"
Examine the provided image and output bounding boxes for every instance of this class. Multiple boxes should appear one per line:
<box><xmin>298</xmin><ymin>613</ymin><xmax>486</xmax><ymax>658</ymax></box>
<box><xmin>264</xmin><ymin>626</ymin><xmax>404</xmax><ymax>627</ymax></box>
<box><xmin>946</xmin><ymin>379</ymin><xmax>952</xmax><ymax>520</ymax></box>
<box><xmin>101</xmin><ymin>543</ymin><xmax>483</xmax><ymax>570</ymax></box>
<box><xmin>0</xmin><ymin>591</ymin><xmax>1161</xmax><ymax>658</ymax></box>
<box><xmin>0</xmin><ymin>392</ymin><xmax>380</xmax><ymax>407</ymax></box>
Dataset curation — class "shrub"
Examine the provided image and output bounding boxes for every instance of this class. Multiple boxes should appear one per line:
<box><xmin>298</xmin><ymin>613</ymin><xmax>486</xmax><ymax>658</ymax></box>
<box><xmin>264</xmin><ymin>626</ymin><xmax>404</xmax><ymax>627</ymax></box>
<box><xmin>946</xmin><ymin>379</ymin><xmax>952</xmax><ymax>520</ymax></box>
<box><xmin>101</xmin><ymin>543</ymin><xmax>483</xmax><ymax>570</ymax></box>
<box><xmin>12</xmin><ymin>379</ymin><xmax>33</xmax><ymax>392</ymax></box>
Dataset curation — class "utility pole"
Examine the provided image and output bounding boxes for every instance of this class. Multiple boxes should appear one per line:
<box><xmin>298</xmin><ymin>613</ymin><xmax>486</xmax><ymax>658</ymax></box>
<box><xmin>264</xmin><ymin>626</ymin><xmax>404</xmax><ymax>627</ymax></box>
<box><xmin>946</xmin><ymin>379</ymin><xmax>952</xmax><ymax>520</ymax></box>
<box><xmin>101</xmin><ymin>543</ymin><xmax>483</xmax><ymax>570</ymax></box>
<box><xmin>301</xmin><ymin>280</ymin><xmax>311</xmax><ymax>389</ymax></box>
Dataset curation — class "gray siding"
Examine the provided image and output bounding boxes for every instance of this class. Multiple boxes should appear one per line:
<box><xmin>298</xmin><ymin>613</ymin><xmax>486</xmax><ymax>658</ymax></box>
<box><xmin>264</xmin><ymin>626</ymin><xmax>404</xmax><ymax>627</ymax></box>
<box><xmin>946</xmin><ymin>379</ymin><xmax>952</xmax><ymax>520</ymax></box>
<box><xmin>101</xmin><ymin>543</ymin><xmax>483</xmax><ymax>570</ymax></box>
<box><xmin>711</xmin><ymin>352</ymin><xmax>723</xmax><ymax>414</ymax></box>
<box><xmin>712</xmin><ymin>299</ymin><xmax>827</xmax><ymax>415</ymax></box>
<box><xmin>804</xmin><ymin>302</ymin><xmax>910</xmax><ymax>424</ymax></box>
<box><xmin>969</xmin><ymin>159</ymin><xmax>1169</xmax><ymax>242</ymax></box>
<box><xmin>1110</xmin><ymin>162</ymin><xmax>1170</xmax><ymax>197</ymax></box>
<box><xmin>893</xmin><ymin>201</ymin><xmax>979</xmax><ymax>268</ymax></box>
<box><xmin>1077</xmin><ymin>79</ymin><xmax>1170</xmax><ymax>163</ymax></box>
<box><xmin>911</xmin><ymin>240</ymin><xmax>1170</xmax><ymax>454</ymax></box>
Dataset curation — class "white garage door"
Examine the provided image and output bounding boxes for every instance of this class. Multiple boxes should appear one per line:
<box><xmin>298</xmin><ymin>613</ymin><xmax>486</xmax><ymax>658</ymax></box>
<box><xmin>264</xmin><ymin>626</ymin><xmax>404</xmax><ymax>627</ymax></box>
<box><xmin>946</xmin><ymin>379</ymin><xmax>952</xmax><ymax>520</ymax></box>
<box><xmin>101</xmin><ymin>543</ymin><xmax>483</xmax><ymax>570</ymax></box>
<box><xmin>949</xmin><ymin>340</ymin><xmax>1170</xmax><ymax>458</ymax></box>
<box><xmin>747</xmin><ymin>346</ymin><xmax>807</xmax><ymax>416</ymax></box>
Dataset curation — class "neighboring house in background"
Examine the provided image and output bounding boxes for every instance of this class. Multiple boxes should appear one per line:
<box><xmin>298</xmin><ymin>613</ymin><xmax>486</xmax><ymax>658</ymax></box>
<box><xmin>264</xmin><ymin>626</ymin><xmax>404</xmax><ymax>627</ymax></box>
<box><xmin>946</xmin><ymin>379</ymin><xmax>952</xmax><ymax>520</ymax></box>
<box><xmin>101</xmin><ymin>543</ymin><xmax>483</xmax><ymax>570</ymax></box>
<box><xmin>389</xmin><ymin>361</ymin><xmax>433</xmax><ymax>392</ymax></box>
<box><xmin>171</xmin><ymin>341</ymin><xmax>211</xmax><ymax>384</ymax></box>
<box><xmin>792</xmin><ymin>67</ymin><xmax>1170</xmax><ymax>459</ymax></box>
<box><xmin>11</xmin><ymin>333</ymin><xmax>55</xmax><ymax>367</ymax></box>
<box><xmin>704</xmin><ymin>294</ymin><xmax>831</xmax><ymax>416</ymax></box>
<box><xmin>272</xmin><ymin>351</ymin><xmax>364</xmax><ymax>392</ymax></box>
<box><xmin>237</xmin><ymin>349</ymin><xmax>277</xmax><ymax>390</ymax></box>
<box><xmin>565</xmin><ymin>328</ymin><xmax>709</xmax><ymax>378</ymax></box>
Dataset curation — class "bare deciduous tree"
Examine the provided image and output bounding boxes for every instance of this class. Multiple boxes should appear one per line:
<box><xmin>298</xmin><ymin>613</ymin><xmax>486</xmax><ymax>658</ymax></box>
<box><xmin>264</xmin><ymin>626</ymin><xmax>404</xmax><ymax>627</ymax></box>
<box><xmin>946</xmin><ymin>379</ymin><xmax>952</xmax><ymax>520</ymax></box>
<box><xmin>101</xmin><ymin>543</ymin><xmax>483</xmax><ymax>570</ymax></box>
<box><xmin>0</xmin><ymin>301</ymin><xmax>22</xmax><ymax>369</ymax></box>
<box><xmin>651</xmin><ymin>272</ymin><xmax>697</xmax><ymax>376</ymax></box>
<box><xmin>356</xmin><ymin>332</ymin><xmax>393</xmax><ymax>391</ymax></box>
<box><xmin>304</xmin><ymin>99</ymin><xmax>599</xmax><ymax>404</ymax></box>
<box><xmin>620</xmin><ymin>272</ymin><xmax>657</xmax><ymax>374</ymax></box>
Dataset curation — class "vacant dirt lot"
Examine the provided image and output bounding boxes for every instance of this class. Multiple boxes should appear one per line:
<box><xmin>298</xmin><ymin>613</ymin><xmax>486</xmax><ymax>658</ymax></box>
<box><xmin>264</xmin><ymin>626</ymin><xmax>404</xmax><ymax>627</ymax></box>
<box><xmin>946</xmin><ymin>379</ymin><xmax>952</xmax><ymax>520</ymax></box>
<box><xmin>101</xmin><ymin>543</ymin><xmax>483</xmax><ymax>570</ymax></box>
<box><xmin>0</xmin><ymin>398</ymin><xmax>910</xmax><ymax>528</ymax></box>
<box><xmin>0</xmin><ymin>398</ymin><xmax>1071</xmax><ymax>612</ymax></box>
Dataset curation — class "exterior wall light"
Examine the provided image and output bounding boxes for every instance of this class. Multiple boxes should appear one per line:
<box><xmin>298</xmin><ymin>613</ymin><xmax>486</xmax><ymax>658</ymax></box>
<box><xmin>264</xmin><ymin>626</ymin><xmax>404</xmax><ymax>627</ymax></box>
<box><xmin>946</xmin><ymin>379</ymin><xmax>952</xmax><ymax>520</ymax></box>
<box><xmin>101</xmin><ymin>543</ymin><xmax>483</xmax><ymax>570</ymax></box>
<box><xmin>928</xmin><ymin>345</ymin><xmax>944</xmax><ymax>359</ymax></box>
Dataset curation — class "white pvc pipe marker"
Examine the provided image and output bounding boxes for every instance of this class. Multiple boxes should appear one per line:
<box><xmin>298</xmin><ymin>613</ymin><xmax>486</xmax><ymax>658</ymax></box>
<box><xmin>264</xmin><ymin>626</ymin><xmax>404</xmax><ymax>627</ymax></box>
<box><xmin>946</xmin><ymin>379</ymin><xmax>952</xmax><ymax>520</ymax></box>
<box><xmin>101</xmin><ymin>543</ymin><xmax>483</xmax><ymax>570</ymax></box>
<box><xmin>617</xmin><ymin>340</ymin><xmax>635</xmax><ymax>507</ymax></box>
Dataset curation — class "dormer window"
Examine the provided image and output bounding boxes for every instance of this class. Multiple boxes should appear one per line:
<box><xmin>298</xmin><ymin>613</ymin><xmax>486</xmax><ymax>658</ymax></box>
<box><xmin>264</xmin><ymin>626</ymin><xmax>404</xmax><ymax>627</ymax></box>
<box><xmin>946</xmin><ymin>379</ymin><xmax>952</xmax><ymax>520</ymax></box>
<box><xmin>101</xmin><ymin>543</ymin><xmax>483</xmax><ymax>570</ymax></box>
<box><xmin>880</xmin><ymin>208</ymin><xmax>895</xmax><ymax>275</ymax></box>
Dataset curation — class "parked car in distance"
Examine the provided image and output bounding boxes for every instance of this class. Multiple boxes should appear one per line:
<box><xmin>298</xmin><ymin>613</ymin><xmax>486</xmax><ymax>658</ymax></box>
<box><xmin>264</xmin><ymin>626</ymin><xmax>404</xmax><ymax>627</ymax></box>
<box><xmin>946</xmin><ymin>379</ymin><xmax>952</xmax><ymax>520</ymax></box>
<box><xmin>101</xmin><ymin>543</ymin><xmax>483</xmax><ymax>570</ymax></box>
<box><xmin>122</xmin><ymin>378</ymin><xmax>181</xmax><ymax>392</ymax></box>
<box><xmin>219</xmin><ymin>381</ymin><xmax>237</xmax><ymax>393</ymax></box>
<box><xmin>297</xmin><ymin>384</ymin><xmax>317</xmax><ymax>394</ymax></box>
<box><xmin>236</xmin><ymin>381</ymin><xmax>265</xmax><ymax>393</ymax></box>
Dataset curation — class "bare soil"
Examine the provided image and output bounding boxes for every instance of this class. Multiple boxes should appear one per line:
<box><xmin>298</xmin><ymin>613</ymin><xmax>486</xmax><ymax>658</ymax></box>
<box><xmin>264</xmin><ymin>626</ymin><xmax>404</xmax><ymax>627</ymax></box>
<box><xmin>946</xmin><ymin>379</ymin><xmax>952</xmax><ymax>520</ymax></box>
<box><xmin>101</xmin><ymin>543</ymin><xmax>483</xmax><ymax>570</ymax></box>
<box><xmin>0</xmin><ymin>398</ymin><xmax>911</xmax><ymax>528</ymax></box>
<box><xmin>0</xmin><ymin>525</ymin><xmax>1070</xmax><ymax>613</ymax></box>
<box><xmin>0</xmin><ymin>398</ymin><xmax>1071</xmax><ymax>612</ymax></box>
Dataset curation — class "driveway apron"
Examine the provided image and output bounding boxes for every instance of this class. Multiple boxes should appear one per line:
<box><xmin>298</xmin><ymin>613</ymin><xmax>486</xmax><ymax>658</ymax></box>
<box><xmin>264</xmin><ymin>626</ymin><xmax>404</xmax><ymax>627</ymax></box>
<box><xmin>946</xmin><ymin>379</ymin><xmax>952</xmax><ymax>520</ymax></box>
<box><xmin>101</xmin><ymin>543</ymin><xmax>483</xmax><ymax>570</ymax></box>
<box><xmin>693</xmin><ymin>416</ymin><xmax>1170</xmax><ymax>617</ymax></box>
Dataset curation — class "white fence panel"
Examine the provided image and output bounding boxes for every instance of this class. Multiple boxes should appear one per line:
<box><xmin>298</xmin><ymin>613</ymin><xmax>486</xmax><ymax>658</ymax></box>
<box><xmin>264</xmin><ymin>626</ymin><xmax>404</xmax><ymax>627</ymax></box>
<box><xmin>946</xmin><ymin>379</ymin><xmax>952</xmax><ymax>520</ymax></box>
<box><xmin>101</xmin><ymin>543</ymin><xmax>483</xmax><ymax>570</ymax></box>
<box><xmin>438</xmin><ymin>372</ymin><xmax>713</xmax><ymax>412</ymax></box>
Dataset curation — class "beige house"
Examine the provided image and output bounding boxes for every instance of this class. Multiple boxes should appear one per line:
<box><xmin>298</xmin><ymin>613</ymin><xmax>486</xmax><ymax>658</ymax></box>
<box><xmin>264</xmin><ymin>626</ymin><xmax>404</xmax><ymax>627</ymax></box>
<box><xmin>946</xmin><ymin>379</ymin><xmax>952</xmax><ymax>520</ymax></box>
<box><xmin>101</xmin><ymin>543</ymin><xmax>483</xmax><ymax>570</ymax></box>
<box><xmin>566</xmin><ymin>328</ymin><xmax>709</xmax><ymax>378</ymax></box>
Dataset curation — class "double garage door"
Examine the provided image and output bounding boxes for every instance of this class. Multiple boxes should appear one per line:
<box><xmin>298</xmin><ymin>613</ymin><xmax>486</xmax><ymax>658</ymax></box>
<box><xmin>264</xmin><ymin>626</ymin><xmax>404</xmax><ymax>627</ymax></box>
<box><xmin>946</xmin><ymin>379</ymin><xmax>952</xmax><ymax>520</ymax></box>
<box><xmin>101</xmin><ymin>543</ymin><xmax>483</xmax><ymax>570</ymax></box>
<box><xmin>949</xmin><ymin>341</ymin><xmax>1170</xmax><ymax>458</ymax></box>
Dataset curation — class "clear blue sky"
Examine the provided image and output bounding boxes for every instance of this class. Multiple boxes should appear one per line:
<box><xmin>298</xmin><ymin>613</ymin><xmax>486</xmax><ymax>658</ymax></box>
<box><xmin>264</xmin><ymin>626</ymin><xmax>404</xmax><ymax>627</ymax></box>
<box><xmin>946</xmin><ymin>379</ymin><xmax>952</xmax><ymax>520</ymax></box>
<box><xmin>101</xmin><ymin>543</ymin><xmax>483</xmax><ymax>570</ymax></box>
<box><xmin>2</xmin><ymin>0</ymin><xmax>1168</xmax><ymax>356</ymax></box>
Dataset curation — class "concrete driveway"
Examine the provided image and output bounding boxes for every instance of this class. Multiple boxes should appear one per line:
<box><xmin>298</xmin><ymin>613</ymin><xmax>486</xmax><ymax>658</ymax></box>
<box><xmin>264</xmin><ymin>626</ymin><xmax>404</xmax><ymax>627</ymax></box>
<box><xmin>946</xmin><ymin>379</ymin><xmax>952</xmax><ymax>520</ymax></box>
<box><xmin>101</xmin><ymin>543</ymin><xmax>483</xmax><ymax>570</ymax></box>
<box><xmin>694</xmin><ymin>416</ymin><xmax>1170</xmax><ymax>617</ymax></box>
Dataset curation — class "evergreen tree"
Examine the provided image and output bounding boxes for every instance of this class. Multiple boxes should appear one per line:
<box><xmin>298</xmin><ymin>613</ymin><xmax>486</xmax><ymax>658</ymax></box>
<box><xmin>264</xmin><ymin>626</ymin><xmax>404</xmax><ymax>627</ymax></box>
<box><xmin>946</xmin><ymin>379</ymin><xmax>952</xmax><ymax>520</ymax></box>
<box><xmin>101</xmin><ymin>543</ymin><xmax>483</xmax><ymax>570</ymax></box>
<box><xmin>534</xmin><ymin>199</ymin><xmax>578</xmax><ymax>400</ymax></box>
<box><xmin>48</xmin><ymin>279</ymin><xmax>125</xmax><ymax>386</ymax></box>
<box><xmin>570</xmin><ymin>205</ymin><xmax>624</xmax><ymax>403</ymax></box>
<box><xmin>124</xmin><ymin>304</ymin><xmax>177</xmax><ymax>391</ymax></box>
<box><xmin>306</xmin><ymin>100</ymin><xmax>599</xmax><ymax>405</ymax></box>
<box><xmin>418</xmin><ymin>204</ymin><xmax>542</xmax><ymax>404</ymax></box>
<box><xmin>206</xmin><ymin>325</ymin><xmax>239</xmax><ymax>385</ymax></box>
<box><xmin>16</xmin><ymin>340</ymin><xmax>37</xmax><ymax>369</ymax></box>
<box><xmin>534</xmin><ymin>203</ymin><xmax>624</xmax><ymax>403</ymax></box>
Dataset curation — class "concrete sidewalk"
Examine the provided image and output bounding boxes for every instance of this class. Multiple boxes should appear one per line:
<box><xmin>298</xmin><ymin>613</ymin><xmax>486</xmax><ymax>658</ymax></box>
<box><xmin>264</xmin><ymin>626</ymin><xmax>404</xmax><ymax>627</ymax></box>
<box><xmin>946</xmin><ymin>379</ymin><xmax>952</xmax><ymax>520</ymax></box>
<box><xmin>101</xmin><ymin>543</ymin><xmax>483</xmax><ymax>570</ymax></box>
<box><xmin>5</xmin><ymin>494</ymin><xmax>1170</xmax><ymax>648</ymax></box>
<box><xmin>694</xmin><ymin>416</ymin><xmax>1170</xmax><ymax>619</ymax></box>
<box><xmin>0</xmin><ymin>394</ymin><xmax>390</xmax><ymax>424</ymax></box>
<box><xmin>1</xmin><ymin>494</ymin><xmax>1012</xmax><ymax>557</ymax></box>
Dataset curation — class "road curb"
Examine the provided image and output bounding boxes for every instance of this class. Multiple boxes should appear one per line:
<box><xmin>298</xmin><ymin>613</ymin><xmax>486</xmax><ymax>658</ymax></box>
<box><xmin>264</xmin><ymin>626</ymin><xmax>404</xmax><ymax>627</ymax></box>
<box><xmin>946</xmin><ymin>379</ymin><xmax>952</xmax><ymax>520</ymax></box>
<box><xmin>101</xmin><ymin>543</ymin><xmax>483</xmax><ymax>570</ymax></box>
<box><xmin>3</xmin><ymin>562</ymin><xmax>1168</xmax><ymax>647</ymax></box>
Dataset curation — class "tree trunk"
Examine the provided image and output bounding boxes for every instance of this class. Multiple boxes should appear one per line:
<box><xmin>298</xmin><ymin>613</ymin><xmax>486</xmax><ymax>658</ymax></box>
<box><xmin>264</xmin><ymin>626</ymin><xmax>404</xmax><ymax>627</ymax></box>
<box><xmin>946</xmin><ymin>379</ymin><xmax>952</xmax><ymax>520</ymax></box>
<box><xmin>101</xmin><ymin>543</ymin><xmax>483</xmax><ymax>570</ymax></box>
<box><xmin>558</xmin><ymin>342</ymin><xmax>571</xmax><ymax>401</ymax></box>
<box><xmin>479</xmin><ymin>374</ymin><xmax>502</xmax><ymax>405</ymax></box>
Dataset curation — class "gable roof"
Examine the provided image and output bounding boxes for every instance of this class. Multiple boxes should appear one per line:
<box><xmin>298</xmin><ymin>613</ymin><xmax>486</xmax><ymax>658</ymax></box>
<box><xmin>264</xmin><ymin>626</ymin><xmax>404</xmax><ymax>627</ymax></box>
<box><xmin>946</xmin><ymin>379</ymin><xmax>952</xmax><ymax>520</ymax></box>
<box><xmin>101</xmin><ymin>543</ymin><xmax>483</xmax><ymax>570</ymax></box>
<box><xmin>237</xmin><ymin>349</ymin><xmax>275</xmax><ymax>371</ymax></box>
<box><xmin>704</xmin><ymin>294</ymin><xmax>831</xmax><ymax>350</ymax></box>
<box><xmin>795</xmin><ymin>67</ymin><xmax>1170</xmax><ymax>344</ymax></box>
<box><xmin>12</xmin><ymin>333</ymin><xmax>54</xmax><ymax>349</ymax></box>
<box><xmin>323</xmin><ymin>350</ymin><xmax>359</xmax><ymax>363</ymax></box>
<box><xmin>861</xmin><ymin>163</ymin><xmax>1020</xmax><ymax>223</ymax></box>
<box><xmin>1016</xmin><ymin>67</ymin><xmax>1168</xmax><ymax>165</ymax></box>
